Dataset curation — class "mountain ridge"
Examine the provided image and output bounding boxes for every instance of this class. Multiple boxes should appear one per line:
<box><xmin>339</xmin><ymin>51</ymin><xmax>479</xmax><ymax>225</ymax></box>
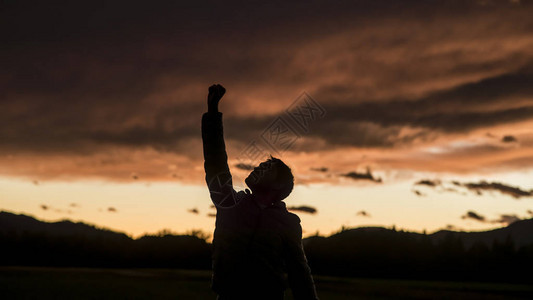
<box><xmin>2</xmin><ymin>211</ymin><xmax>533</xmax><ymax>248</ymax></box>
<box><xmin>1</xmin><ymin>210</ymin><xmax>532</xmax><ymax>282</ymax></box>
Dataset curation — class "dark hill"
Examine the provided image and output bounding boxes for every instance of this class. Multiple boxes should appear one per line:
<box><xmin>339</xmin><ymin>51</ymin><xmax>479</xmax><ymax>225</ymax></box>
<box><xmin>0</xmin><ymin>211</ymin><xmax>211</xmax><ymax>269</ymax></box>
<box><xmin>430</xmin><ymin>218</ymin><xmax>533</xmax><ymax>249</ymax></box>
<box><xmin>302</xmin><ymin>220</ymin><xmax>533</xmax><ymax>283</ymax></box>
<box><xmin>1</xmin><ymin>211</ymin><xmax>532</xmax><ymax>283</ymax></box>
<box><xmin>303</xmin><ymin>219</ymin><xmax>533</xmax><ymax>250</ymax></box>
<box><xmin>0</xmin><ymin>211</ymin><xmax>130</xmax><ymax>240</ymax></box>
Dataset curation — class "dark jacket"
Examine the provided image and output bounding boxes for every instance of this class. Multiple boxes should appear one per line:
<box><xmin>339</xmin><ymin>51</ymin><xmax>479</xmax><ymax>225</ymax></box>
<box><xmin>202</xmin><ymin>111</ymin><xmax>319</xmax><ymax>299</ymax></box>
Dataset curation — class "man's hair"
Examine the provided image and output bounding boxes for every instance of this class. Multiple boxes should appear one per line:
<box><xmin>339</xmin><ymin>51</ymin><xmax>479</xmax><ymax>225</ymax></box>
<box><xmin>265</xmin><ymin>155</ymin><xmax>294</xmax><ymax>201</ymax></box>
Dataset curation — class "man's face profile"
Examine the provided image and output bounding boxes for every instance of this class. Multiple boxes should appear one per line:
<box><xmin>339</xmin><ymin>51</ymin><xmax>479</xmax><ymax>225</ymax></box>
<box><xmin>245</xmin><ymin>161</ymin><xmax>278</xmax><ymax>193</ymax></box>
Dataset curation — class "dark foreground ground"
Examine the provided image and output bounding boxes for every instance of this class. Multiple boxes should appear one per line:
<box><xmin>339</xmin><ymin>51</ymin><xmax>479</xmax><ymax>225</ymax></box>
<box><xmin>1</xmin><ymin>267</ymin><xmax>532</xmax><ymax>299</ymax></box>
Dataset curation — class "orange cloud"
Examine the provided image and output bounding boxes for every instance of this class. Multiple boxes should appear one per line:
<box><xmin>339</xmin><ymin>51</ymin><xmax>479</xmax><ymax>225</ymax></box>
<box><xmin>1</xmin><ymin>0</ymin><xmax>532</xmax><ymax>186</ymax></box>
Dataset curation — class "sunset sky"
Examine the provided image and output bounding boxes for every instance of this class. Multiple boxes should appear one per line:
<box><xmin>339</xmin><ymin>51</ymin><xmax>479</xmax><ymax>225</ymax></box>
<box><xmin>1</xmin><ymin>0</ymin><xmax>533</xmax><ymax>238</ymax></box>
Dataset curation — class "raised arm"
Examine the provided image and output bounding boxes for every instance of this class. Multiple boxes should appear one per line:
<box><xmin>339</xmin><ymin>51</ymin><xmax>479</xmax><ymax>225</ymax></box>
<box><xmin>201</xmin><ymin>84</ymin><xmax>238</xmax><ymax>208</ymax></box>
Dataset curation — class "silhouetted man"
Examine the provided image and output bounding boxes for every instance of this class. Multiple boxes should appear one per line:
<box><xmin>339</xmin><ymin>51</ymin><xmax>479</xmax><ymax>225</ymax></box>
<box><xmin>202</xmin><ymin>84</ymin><xmax>319</xmax><ymax>300</ymax></box>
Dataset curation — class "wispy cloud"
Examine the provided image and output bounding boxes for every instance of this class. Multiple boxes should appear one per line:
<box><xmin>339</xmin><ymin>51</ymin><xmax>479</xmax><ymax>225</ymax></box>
<box><xmin>234</xmin><ymin>163</ymin><xmax>255</xmax><ymax>171</ymax></box>
<box><xmin>415</xmin><ymin>179</ymin><xmax>441</xmax><ymax>187</ymax></box>
<box><xmin>415</xmin><ymin>179</ymin><xmax>533</xmax><ymax>199</ymax></box>
<box><xmin>356</xmin><ymin>210</ymin><xmax>371</xmax><ymax>217</ymax></box>
<box><xmin>412</xmin><ymin>190</ymin><xmax>426</xmax><ymax>197</ymax></box>
<box><xmin>493</xmin><ymin>214</ymin><xmax>521</xmax><ymax>225</ymax></box>
<box><xmin>287</xmin><ymin>205</ymin><xmax>318</xmax><ymax>214</ymax></box>
<box><xmin>461</xmin><ymin>211</ymin><xmax>523</xmax><ymax>225</ymax></box>
<box><xmin>462</xmin><ymin>211</ymin><xmax>486</xmax><ymax>222</ymax></box>
<box><xmin>457</xmin><ymin>181</ymin><xmax>532</xmax><ymax>199</ymax></box>
<box><xmin>187</xmin><ymin>208</ymin><xmax>199</xmax><ymax>215</ymax></box>
<box><xmin>341</xmin><ymin>168</ymin><xmax>382</xmax><ymax>183</ymax></box>
<box><xmin>502</xmin><ymin>135</ymin><xmax>518</xmax><ymax>143</ymax></box>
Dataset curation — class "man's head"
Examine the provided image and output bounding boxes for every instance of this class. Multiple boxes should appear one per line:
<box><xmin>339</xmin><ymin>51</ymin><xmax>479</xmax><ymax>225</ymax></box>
<box><xmin>245</xmin><ymin>156</ymin><xmax>294</xmax><ymax>203</ymax></box>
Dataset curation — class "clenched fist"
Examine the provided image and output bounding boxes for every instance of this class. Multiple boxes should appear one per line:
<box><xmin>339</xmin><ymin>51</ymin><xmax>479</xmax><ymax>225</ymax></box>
<box><xmin>208</xmin><ymin>84</ymin><xmax>226</xmax><ymax>113</ymax></box>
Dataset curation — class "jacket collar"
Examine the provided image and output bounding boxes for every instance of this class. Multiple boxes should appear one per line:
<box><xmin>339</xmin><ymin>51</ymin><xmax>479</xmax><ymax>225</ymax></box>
<box><xmin>251</xmin><ymin>194</ymin><xmax>286</xmax><ymax>210</ymax></box>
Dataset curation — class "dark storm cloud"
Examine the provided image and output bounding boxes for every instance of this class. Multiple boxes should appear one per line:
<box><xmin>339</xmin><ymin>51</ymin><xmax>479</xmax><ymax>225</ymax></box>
<box><xmin>1</xmin><ymin>0</ymin><xmax>533</xmax><ymax>181</ymax></box>
<box><xmin>315</xmin><ymin>69</ymin><xmax>533</xmax><ymax>145</ymax></box>
<box><xmin>287</xmin><ymin>205</ymin><xmax>317</xmax><ymax>214</ymax></box>
<box><xmin>224</xmin><ymin>68</ymin><xmax>533</xmax><ymax>150</ymax></box>
<box><xmin>341</xmin><ymin>168</ymin><xmax>382</xmax><ymax>183</ymax></box>
<box><xmin>462</xmin><ymin>211</ymin><xmax>486</xmax><ymax>222</ymax></box>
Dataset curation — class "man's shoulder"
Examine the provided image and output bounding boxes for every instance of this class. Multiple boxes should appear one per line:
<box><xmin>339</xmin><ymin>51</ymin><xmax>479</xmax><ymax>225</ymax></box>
<box><xmin>286</xmin><ymin>210</ymin><xmax>302</xmax><ymax>225</ymax></box>
<box><xmin>272</xmin><ymin>201</ymin><xmax>301</xmax><ymax>226</ymax></box>
<box><xmin>283</xmin><ymin>211</ymin><xmax>303</xmax><ymax>238</ymax></box>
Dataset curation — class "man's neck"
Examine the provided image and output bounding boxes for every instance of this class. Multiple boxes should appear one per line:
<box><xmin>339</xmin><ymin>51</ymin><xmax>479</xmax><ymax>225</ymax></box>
<box><xmin>253</xmin><ymin>193</ymin><xmax>274</xmax><ymax>209</ymax></box>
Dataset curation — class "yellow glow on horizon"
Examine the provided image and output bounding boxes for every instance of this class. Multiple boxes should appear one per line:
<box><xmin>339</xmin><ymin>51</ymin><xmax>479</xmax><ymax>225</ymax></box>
<box><xmin>2</xmin><ymin>170</ymin><xmax>532</xmax><ymax>239</ymax></box>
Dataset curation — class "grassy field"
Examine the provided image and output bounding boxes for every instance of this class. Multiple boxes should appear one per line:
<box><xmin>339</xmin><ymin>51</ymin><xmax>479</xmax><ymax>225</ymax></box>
<box><xmin>1</xmin><ymin>267</ymin><xmax>532</xmax><ymax>299</ymax></box>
